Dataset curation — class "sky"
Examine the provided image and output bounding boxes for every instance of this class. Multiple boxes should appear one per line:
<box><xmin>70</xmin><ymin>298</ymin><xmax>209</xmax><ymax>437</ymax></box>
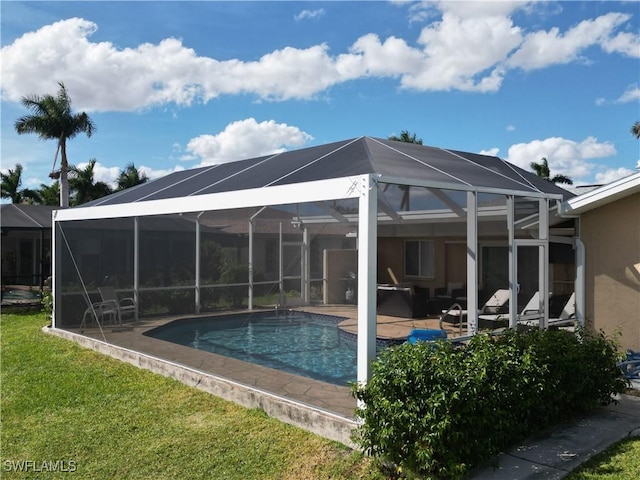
<box><xmin>1</xmin><ymin>1</ymin><xmax>639</xmax><ymax>197</ymax></box>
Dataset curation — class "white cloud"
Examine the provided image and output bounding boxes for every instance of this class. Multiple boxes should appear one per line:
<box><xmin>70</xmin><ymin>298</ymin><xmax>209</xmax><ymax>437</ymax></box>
<box><xmin>186</xmin><ymin>118</ymin><xmax>313</xmax><ymax>166</ymax></box>
<box><xmin>479</xmin><ymin>147</ymin><xmax>500</xmax><ymax>156</ymax></box>
<box><xmin>73</xmin><ymin>161</ymin><xmax>120</xmax><ymax>186</ymax></box>
<box><xmin>140</xmin><ymin>165</ymin><xmax>185</xmax><ymax>181</ymax></box>
<box><xmin>595</xmin><ymin>167</ymin><xmax>636</xmax><ymax>184</ymax></box>
<box><xmin>616</xmin><ymin>84</ymin><xmax>640</xmax><ymax>103</ymax></box>
<box><xmin>602</xmin><ymin>30</ymin><xmax>640</xmax><ymax>58</ymax></box>
<box><xmin>507</xmin><ymin>13</ymin><xmax>632</xmax><ymax>70</ymax></box>
<box><xmin>0</xmin><ymin>8</ymin><xmax>636</xmax><ymax>110</ymax></box>
<box><xmin>505</xmin><ymin>136</ymin><xmax>616</xmax><ymax>181</ymax></box>
<box><xmin>403</xmin><ymin>12</ymin><xmax>521</xmax><ymax>92</ymax></box>
<box><xmin>506</xmin><ymin>125</ymin><xmax>516</xmax><ymax>132</ymax></box>
<box><xmin>294</xmin><ymin>9</ymin><xmax>326</xmax><ymax>21</ymax></box>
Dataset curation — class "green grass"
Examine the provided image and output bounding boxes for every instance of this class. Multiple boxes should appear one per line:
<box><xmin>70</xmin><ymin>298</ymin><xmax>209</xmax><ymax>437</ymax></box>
<box><xmin>0</xmin><ymin>312</ymin><xmax>382</xmax><ymax>479</ymax></box>
<box><xmin>3</xmin><ymin>312</ymin><xmax>639</xmax><ymax>480</ymax></box>
<box><xmin>564</xmin><ymin>436</ymin><xmax>640</xmax><ymax>480</ymax></box>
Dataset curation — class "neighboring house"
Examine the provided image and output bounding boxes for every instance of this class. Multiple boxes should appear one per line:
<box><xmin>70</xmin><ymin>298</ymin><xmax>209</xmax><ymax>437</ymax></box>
<box><xmin>561</xmin><ymin>172</ymin><xmax>640</xmax><ymax>351</ymax></box>
<box><xmin>1</xmin><ymin>204</ymin><xmax>54</xmax><ymax>287</ymax></box>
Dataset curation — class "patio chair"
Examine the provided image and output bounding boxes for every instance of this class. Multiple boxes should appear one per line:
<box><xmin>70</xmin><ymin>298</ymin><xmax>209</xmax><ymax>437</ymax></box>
<box><xmin>98</xmin><ymin>286</ymin><xmax>136</xmax><ymax>324</ymax></box>
<box><xmin>478</xmin><ymin>291</ymin><xmax>543</xmax><ymax>327</ymax></box>
<box><xmin>547</xmin><ymin>292</ymin><xmax>575</xmax><ymax>327</ymax></box>
<box><xmin>80</xmin><ymin>300</ymin><xmax>119</xmax><ymax>332</ymax></box>
<box><xmin>516</xmin><ymin>292</ymin><xmax>576</xmax><ymax>329</ymax></box>
<box><xmin>439</xmin><ymin>288</ymin><xmax>510</xmax><ymax>333</ymax></box>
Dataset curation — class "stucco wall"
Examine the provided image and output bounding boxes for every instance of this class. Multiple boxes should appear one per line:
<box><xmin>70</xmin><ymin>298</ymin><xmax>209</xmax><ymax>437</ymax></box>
<box><xmin>580</xmin><ymin>193</ymin><xmax>640</xmax><ymax>351</ymax></box>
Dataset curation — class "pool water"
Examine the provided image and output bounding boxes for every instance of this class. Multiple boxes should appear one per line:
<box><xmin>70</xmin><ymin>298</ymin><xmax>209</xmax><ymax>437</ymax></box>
<box><xmin>145</xmin><ymin>311</ymin><xmax>357</xmax><ymax>386</ymax></box>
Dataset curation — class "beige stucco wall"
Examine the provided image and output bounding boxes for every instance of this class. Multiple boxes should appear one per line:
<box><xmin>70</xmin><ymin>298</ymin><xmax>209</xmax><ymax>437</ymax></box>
<box><xmin>580</xmin><ymin>192</ymin><xmax>640</xmax><ymax>351</ymax></box>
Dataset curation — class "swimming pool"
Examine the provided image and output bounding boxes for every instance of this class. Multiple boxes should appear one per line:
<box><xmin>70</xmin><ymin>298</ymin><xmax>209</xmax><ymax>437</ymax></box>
<box><xmin>145</xmin><ymin>311</ymin><xmax>358</xmax><ymax>386</ymax></box>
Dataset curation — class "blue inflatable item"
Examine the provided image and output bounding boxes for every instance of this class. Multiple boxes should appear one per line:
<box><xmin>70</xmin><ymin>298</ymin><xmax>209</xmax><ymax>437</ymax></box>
<box><xmin>408</xmin><ymin>328</ymin><xmax>447</xmax><ymax>344</ymax></box>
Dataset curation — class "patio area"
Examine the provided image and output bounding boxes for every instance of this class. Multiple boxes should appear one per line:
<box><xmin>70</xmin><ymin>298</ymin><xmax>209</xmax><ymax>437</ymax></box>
<box><xmin>61</xmin><ymin>305</ymin><xmax>457</xmax><ymax>417</ymax></box>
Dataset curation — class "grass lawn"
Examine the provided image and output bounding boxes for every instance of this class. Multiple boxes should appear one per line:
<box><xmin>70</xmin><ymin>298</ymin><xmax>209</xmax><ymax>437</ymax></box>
<box><xmin>0</xmin><ymin>312</ymin><xmax>383</xmax><ymax>479</ymax></box>
<box><xmin>3</xmin><ymin>311</ymin><xmax>639</xmax><ymax>479</ymax></box>
<box><xmin>564</xmin><ymin>436</ymin><xmax>640</xmax><ymax>480</ymax></box>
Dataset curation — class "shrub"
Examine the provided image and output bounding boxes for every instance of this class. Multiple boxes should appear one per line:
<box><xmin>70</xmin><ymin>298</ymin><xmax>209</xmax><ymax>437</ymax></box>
<box><xmin>352</xmin><ymin>328</ymin><xmax>627</xmax><ymax>480</ymax></box>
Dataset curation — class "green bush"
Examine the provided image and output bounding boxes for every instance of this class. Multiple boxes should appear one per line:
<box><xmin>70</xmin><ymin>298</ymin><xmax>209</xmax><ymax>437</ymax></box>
<box><xmin>352</xmin><ymin>328</ymin><xmax>627</xmax><ymax>480</ymax></box>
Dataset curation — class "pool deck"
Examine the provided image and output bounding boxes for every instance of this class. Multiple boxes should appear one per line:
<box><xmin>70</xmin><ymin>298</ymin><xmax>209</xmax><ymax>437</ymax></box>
<box><xmin>48</xmin><ymin>305</ymin><xmax>455</xmax><ymax>445</ymax></box>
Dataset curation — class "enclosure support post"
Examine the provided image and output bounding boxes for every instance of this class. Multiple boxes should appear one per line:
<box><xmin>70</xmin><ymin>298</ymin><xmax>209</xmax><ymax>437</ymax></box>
<box><xmin>52</xmin><ymin>219</ymin><xmax>60</xmax><ymax>328</ymax></box>
<box><xmin>133</xmin><ymin>217</ymin><xmax>139</xmax><ymax>321</ymax></box>
<box><xmin>507</xmin><ymin>195</ymin><xmax>516</xmax><ymax>329</ymax></box>
<box><xmin>248</xmin><ymin>218</ymin><xmax>254</xmax><ymax>310</ymax></box>
<box><xmin>279</xmin><ymin>222</ymin><xmax>284</xmax><ymax>306</ymax></box>
<box><xmin>357</xmin><ymin>175</ymin><xmax>377</xmax><ymax>387</ymax></box>
<box><xmin>302</xmin><ymin>227</ymin><xmax>310</xmax><ymax>304</ymax></box>
<box><xmin>539</xmin><ymin>198</ymin><xmax>549</xmax><ymax>329</ymax></box>
<box><xmin>466</xmin><ymin>191</ymin><xmax>478</xmax><ymax>335</ymax></box>
<box><xmin>195</xmin><ymin>214</ymin><xmax>202</xmax><ymax>314</ymax></box>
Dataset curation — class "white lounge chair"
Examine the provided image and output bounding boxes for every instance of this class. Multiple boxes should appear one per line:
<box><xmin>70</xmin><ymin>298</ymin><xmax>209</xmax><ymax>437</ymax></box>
<box><xmin>518</xmin><ymin>292</ymin><xmax>576</xmax><ymax>329</ymax></box>
<box><xmin>440</xmin><ymin>289</ymin><xmax>510</xmax><ymax>333</ymax></box>
<box><xmin>548</xmin><ymin>292</ymin><xmax>576</xmax><ymax>327</ymax></box>
<box><xmin>98</xmin><ymin>286</ymin><xmax>136</xmax><ymax>324</ymax></box>
<box><xmin>80</xmin><ymin>301</ymin><xmax>119</xmax><ymax>332</ymax></box>
<box><xmin>478</xmin><ymin>291</ymin><xmax>543</xmax><ymax>326</ymax></box>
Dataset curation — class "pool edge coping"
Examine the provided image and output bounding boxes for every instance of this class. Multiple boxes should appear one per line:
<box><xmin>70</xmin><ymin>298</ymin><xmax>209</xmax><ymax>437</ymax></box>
<box><xmin>43</xmin><ymin>325</ymin><xmax>358</xmax><ymax>448</ymax></box>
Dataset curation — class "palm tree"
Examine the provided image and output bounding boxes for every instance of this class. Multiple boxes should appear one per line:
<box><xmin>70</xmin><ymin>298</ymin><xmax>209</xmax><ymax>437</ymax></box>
<box><xmin>632</xmin><ymin>121</ymin><xmax>640</xmax><ymax>139</ymax></box>
<box><xmin>0</xmin><ymin>163</ymin><xmax>39</xmax><ymax>203</ymax></box>
<box><xmin>69</xmin><ymin>159</ymin><xmax>112</xmax><ymax>206</ymax></box>
<box><xmin>14</xmin><ymin>82</ymin><xmax>96</xmax><ymax>208</ymax></box>
<box><xmin>116</xmin><ymin>162</ymin><xmax>148</xmax><ymax>191</ymax></box>
<box><xmin>387</xmin><ymin>130</ymin><xmax>424</xmax><ymax>209</ymax></box>
<box><xmin>388</xmin><ymin>130</ymin><xmax>423</xmax><ymax>145</ymax></box>
<box><xmin>530</xmin><ymin>157</ymin><xmax>573</xmax><ymax>185</ymax></box>
<box><xmin>36</xmin><ymin>182</ymin><xmax>61</xmax><ymax>206</ymax></box>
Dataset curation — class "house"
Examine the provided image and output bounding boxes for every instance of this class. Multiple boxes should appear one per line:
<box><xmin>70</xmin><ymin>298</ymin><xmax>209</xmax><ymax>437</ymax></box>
<box><xmin>561</xmin><ymin>172</ymin><xmax>640</xmax><ymax>351</ymax></box>
<box><xmin>50</xmin><ymin>136</ymin><xmax>574</xmax><ymax>384</ymax></box>
<box><xmin>1</xmin><ymin>204</ymin><xmax>54</xmax><ymax>287</ymax></box>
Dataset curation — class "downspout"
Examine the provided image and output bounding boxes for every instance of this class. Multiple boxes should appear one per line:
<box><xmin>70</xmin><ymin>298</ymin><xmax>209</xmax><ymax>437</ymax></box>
<box><xmin>575</xmin><ymin>237</ymin><xmax>586</xmax><ymax>327</ymax></box>
<box><xmin>557</xmin><ymin>198</ymin><xmax>585</xmax><ymax>328</ymax></box>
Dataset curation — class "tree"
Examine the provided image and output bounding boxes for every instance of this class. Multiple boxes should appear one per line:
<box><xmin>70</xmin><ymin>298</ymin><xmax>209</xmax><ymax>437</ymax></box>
<box><xmin>530</xmin><ymin>157</ymin><xmax>573</xmax><ymax>185</ymax></box>
<box><xmin>14</xmin><ymin>82</ymin><xmax>96</xmax><ymax>208</ymax></box>
<box><xmin>116</xmin><ymin>162</ymin><xmax>148</xmax><ymax>191</ymax></box>
<box><xmin>0</xmin><ymin>163</ymin><xmax>39</xmax><ymax>204</ymax></box>
<box><xmin>632</xmin><ymin>121</ymin><xmax>640</xmax><ymax>139</ymax></box>
<box><xmin>69</xmin><ymin>159</ymin><xmax>112</xmax><ymax>206</ymax></box>
<box><xmin>387</xmin><ymin>130</ymin><xmax>424</xmax><ymax>209</ymax></box>
<box><xmin>388</xmin><ymin>130</ymin><xmax>423</xmax><ymax>145</ymax></box>
<box><xmin>36</xmin><ymin>182</ymin><xmax>61</xmax><ymax>206</ymax></box>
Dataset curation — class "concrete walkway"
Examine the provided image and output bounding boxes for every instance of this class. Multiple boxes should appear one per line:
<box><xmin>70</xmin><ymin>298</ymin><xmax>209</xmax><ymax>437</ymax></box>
<box><xmin>470</xmin><ymin>393</ymin><xmax>640</xmax><ymax>479</ymax></box>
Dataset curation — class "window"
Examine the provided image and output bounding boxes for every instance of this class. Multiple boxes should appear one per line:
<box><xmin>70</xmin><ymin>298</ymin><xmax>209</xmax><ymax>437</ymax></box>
<box><xmin>405</xmin><ymin>240</ymin><xmax>435</xmax><ymax>278</ymax></box>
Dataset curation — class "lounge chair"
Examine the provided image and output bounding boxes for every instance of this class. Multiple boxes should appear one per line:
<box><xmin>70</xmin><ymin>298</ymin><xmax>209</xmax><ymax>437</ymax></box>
<box><xmin>478</xmin><ymin>291</ymin><xmax>543</xmax><ymax>327</ymax></box>
<box><xmin>440</xmin><ymin>288</ymin><xmax>510</xmax><ymax>333</ymax></box>
<box><xmin>518</xmin><ymin>292</ymin><xmax>576</xmax><ymax>329</ymax></box>
<box><xmin>80</xmin><ymin>300</ymin><xmax>119</xmax><ymax>332</ymax></box>
<box><xmin>98</xmin><ymin>286</ymin><xmax>136</xmax><ymax>324</ymax></box>
<box><xmin>548</xmin><ymin>292</ymin><xmax>575</xmax><ymax>327</ymax></box>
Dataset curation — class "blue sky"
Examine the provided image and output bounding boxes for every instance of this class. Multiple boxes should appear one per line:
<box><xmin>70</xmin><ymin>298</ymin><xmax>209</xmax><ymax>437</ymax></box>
<box><xmin>1</xmin><ymin>1</ymin><xmax>639</xmax><ymax>195</ymax></box>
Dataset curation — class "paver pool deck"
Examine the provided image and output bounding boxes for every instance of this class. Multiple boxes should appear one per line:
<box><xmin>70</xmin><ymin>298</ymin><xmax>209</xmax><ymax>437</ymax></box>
<box><xmin>61</xmin><ymin>306</ymin><xmax>454</xmax><ymax>414</ymax></box>
<box><xmin>49</xmin><ymin>305</ymin><xmax>457</xmax><ymax>444</ymax></box>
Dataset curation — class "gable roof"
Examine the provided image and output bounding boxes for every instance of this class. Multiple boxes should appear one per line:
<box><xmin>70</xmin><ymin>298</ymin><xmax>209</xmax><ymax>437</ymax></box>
<box><xmin>84</xmin><ymin>137</ymin><xmax>573</xmax><ymax>208</ymax></box>
<box><xmin>561</xmin><ymin>171</ymin><xmax>640</xmax><ymax>215</ymax></box>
